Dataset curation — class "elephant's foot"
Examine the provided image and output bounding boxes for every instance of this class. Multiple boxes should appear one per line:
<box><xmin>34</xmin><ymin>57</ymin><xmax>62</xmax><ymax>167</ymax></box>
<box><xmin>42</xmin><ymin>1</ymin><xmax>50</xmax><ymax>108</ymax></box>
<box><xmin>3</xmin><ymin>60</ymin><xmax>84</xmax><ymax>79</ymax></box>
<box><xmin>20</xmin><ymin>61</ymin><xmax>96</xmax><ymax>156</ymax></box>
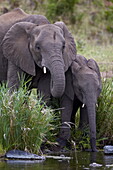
<box><xmin>42</xmin><ymin>144</ymin><xmax>69</xmax><ymax>153</ymax></box>
<box><xmin>56</xmin><ymin>137</ymin><xmax>67</xmax><ymax>148</ymax></box>
<box><xmin>92</xmin><ymin>148</ymin><xmax>98</xmax><ymax>152</ymax></box>
<box><xmin>41</xmin><ymin>139</ymin><xmax>69</xmax><ymax>153</ymax></box>
<box><xmin>41</xmin><ymin>142</ymin><xmax>61</xmax><ymax>153</ymax></box>
<box><xmin>56</xmin><ymin>137</ymin><xmax>73</xmax><ymax>151</ymax></box>
<box><xmin>90</xmin><ymin>137</ymin><xmax>98</xmax><ymax>152</ymax></box>
<box><xmin>85</xmin><ymin>148</ymin><xmax>98</xmax><ymax>152</ymax></box>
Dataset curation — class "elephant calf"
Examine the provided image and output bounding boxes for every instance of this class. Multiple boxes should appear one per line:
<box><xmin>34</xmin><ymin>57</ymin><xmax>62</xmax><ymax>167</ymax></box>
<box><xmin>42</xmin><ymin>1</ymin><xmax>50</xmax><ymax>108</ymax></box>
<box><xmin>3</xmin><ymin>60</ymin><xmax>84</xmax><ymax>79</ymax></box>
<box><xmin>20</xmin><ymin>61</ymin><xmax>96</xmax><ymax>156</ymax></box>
<box><xmin>58</xmin><ymin>54</ymin><xmax>102</xmax><ymax>152</ymax></box>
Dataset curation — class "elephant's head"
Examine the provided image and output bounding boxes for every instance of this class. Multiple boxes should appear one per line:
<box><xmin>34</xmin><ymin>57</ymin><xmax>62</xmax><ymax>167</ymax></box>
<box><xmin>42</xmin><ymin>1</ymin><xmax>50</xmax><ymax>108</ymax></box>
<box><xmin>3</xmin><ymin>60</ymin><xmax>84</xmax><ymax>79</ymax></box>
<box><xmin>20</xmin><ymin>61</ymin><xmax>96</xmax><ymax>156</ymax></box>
<box><xmin>71</xmin><ymin>55</ymin><xmax>102</xmax><ymax>105</ymax></box>
<box><xmin>2</xmin><ymin>21</ymin><xmax>76</xmax><ymax>98</ymax></box>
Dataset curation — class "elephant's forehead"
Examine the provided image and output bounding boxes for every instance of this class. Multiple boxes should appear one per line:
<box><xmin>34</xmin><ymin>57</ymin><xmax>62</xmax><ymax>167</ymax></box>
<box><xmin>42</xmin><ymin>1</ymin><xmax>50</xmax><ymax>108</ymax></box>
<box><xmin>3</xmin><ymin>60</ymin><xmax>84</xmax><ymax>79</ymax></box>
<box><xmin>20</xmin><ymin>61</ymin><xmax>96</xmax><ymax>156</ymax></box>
<box><xmin>77</xmin><ymin>73</ymin><xmax>99</xmax><ymax>89</ymax></box>
<box><xmin>32</xmin><ymin>24</ymin><xmax>64</xmax><ymax>42</ymax></box>
<box><xmin>80</xmin><ymin>67</ymin><xmax>98</xmax><ymax>79</ymax></box>
<box><xmin>81</xmin><ymin>66</ymin><xmax>94</xmax><ymax>74</ymax></box>
<box><xmin>42</xmin><ymin>25</ymin><xmax>62</xmax><ymax>34</ymax></box>
<box><xmin>35</xmin><ymin>25</ymin><xmax>63</xmax><ymax>41</ymax></box>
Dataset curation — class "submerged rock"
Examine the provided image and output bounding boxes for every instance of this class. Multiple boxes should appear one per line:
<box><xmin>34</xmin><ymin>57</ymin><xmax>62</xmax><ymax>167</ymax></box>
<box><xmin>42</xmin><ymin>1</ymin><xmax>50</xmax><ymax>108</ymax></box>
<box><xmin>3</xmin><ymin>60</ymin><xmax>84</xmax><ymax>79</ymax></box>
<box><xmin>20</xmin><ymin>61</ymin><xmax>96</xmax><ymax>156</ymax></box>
<box><xmin>89</xmin><ymin>162</ymin><xmax>102</xmax><ymax>167</ymax></box>
<box><xmin>5</xmin><ymin>150</ymin><xmax>45</xmax><ymax>160</ymax></box>
<box><xmin>106</xmin><ymin>164</ymin><xmax>113</xmax><ymax>168</ymax></box>
<box><xmin>6</xmin><ymin>159</ymin><xmax>44</xmax><ymax>164</ymax></box>
<box><xmin>46</xmin><ymin>154</ymin><xmax>72</xmax><ymax>160</ymax></box>
<box><xmin>104</xmin><ymin>145</ymin><xmax>113</xmax><ymax>154</ymax></box>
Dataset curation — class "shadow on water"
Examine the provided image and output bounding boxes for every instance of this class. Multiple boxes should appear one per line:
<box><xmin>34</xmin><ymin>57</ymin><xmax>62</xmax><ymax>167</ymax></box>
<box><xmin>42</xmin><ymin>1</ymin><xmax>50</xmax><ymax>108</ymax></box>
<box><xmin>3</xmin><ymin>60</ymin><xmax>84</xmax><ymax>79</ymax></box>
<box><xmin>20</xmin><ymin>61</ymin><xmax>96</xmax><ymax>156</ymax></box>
<box><xmin>0</xmin><ymin>152</ymin><xmax>113</xmax><ymax>170</ymax></box>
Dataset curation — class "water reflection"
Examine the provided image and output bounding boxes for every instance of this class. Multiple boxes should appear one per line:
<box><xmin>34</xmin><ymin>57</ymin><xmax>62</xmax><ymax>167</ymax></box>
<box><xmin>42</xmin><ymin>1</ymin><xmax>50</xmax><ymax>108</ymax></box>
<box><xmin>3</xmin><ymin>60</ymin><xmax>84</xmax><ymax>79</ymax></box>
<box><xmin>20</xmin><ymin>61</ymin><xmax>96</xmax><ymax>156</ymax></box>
<box><xmin>0</xmin><ymin>152</ymin><xmax>113</xmax><ymax>170</ymax></box>
<box><xmin>104</xmin><ymin>155</ymin><xmax>113</xmax><ymax>165</ymax></box>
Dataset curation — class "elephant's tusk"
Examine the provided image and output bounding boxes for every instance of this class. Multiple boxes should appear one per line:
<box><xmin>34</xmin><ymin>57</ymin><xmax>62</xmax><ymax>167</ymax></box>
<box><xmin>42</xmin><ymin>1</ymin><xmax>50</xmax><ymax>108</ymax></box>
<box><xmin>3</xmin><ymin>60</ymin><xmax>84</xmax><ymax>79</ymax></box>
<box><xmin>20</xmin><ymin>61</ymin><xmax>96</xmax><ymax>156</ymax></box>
<box><xmin>63</xmin><ymin>122</ymin><xmax>71</xmax><ymax>128</ymax></box>
<box><xmin>96</xmin><ymin>104</ymin><xmax>98</xmax><ymax>107</ymax></box>
<box><xmin>43</xmin><ymin>67</ymin><xmax>47</xmax><ymax>74</ymax></box>
<box><xmin>82</xmin><ymin>104</ymin><xmax>85</xmax><ymax>108</ymax></box>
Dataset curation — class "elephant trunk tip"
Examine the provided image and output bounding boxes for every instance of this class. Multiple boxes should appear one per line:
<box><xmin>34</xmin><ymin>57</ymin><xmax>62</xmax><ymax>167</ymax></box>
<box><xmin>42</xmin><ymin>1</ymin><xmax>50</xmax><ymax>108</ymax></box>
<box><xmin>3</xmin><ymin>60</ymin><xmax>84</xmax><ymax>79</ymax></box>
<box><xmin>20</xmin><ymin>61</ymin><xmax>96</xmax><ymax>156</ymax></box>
<box><xmin>51</xmin><ymin>91</ymin><xmax>64</xmax><ymax>98</ymax></box>
<box><xmin>51</xmin><ymin>86</ymin><xmax>65</xmax><ymax>98</ymax></box>
<box><xmin>51</xmin><ymin>78</ymin><xmax>65</xmax><ymax>98</ymax></box>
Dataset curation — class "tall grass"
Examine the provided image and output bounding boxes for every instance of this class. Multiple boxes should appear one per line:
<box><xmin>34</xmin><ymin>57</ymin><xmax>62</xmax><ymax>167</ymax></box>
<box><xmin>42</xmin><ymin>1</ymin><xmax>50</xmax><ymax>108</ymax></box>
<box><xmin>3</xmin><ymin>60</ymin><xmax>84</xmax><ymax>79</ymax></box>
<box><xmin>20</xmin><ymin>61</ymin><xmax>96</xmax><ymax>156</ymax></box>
<box><xmin>96</xmin><ymin>78</ymin><xmax>113</xmax><ymax>147</ymax></box>
<box><xmin>0</xmin><ymin>82</ymin><xmax>55</xmax><ymax>154</ymax></box>
<box><xmin>76</xmin><ymin>38</ymin><xmax>113</xmax><ymax>65</ymax></box>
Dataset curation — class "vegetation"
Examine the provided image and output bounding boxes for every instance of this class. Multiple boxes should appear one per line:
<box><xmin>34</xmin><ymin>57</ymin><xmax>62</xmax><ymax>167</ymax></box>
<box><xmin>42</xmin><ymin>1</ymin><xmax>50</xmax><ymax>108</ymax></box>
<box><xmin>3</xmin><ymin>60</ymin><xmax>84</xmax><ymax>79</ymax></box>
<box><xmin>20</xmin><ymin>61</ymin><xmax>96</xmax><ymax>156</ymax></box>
<box><xmin>96</xmin><ymin>78</ymin><xmax>113</xmax><ymax>147</ymax></box>
<box><xmin>0</xmin><ymin>82</ymin><xmax>55</xmax><ymax>154</ymax></box>
<box><xmin>0</xmin><ymin>0</ymin><xmax>112</xmax><ymax>151</ymax></box>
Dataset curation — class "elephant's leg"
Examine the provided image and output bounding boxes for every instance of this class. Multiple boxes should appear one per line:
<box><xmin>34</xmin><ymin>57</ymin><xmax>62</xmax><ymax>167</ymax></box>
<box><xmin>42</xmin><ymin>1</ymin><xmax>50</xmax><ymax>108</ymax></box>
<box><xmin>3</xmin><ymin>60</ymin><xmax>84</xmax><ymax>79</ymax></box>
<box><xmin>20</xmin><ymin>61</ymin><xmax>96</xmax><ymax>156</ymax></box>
<box><xmin>87</xmin><ymin>103</ymin><xmax>97</xmax><ymax>152</ymax></box>
<box><xmin>7</xmin><ymin>61</ymin><xmax>23</xmax><ymax>91</ymax></box>
<box><xmin>0</xmin><ymin>53</ymin><xmax>7</xmax><ymax>83</ymax></box>
<box><xmin>79</xmin><ymin>105</ymin><xmax>89</xmax><ymax>130</ymax></box>
<box><xmin>36</xmin><ymin>89</ymin><xmax>51</xmax><ymax>106</ymax></box>
<box><xmin>71</xmin><ymin>97</ymin><xmax>82</xmax><ymax>125</ymax></box>
<box><xmin>57</xmin><ymin>94</ymin><xmax>73</xmax><ymax>148</ymax></box>
<box><xmin>37</xmin><ymin>73</ymin><xmax>51</xmax><ymax>105</ymax></box>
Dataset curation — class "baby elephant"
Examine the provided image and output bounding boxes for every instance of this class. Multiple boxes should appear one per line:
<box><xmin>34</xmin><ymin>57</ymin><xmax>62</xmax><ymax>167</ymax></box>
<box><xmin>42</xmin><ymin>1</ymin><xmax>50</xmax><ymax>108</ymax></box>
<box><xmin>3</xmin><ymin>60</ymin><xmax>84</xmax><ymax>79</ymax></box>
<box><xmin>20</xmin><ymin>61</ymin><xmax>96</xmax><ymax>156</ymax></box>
<box><xmin>71</xmin><ymin>54</ymin><xmax>102</xmax><ymax>151</ymax></box>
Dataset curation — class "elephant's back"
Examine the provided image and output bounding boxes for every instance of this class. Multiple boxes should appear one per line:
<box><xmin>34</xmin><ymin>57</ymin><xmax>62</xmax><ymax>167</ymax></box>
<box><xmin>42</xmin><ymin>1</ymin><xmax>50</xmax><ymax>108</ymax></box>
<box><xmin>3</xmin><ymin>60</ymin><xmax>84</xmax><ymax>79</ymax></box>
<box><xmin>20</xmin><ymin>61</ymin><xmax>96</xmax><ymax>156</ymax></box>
<box><xmin>0</xmin><ymin>8</ymin><xmax>28</xmax><ymax>24</ymax></box>
<box><xmin>0</xmin><ymin>8</ymin><xmax>28</xmax><ymax>40</ymax></box>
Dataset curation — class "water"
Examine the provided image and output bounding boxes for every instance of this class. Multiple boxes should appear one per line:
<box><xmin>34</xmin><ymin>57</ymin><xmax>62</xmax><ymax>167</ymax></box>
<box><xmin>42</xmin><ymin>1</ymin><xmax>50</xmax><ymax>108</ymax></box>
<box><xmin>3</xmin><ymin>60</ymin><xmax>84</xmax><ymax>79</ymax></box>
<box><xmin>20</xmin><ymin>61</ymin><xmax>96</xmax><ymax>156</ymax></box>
<box><xmin>0</xmin><ymin>152</ymin><xmax>113</xmax><ymax>170</ymax></box>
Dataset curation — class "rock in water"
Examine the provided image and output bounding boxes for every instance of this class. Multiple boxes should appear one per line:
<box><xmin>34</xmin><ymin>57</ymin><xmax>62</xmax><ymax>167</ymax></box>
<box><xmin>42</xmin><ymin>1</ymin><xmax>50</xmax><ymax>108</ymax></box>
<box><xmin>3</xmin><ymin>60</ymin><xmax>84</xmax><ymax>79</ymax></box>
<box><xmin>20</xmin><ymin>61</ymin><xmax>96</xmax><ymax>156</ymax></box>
<box><xmin>89</xmin><ymin>162</ymin><xmax>102</xmax><ymax>167</ymax></box>
<box><xmin>104</xmin><ymin>145</ymin><xmax>113</xmax><ymax>154</ymax></box>
<box><xmin>5</xmin><ymin>150</ymin><xmax>45</xmax><ymax>160</ymax></box>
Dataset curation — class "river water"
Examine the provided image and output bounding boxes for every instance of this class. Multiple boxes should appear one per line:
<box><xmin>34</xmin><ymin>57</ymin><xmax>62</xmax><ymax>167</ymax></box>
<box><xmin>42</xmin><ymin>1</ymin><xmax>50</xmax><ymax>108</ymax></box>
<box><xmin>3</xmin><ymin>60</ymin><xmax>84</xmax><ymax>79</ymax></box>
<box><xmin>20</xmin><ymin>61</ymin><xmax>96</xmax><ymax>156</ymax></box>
<box><xmin>0</xmin><ymin>151</ymin><xmax>113</xmax><ymax>170</ymax></box>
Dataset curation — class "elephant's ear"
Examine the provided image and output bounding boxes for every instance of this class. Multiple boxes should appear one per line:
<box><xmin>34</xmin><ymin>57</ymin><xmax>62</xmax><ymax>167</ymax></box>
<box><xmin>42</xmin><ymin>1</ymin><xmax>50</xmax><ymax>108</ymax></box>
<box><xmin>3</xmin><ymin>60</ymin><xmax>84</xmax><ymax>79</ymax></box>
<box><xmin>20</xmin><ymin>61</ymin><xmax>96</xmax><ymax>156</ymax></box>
<box><xmin>75</xmin><ymin>54</ymin><xmax>87</xmax><ymax>66</ymax></box>
<box><xmin>71</xmin><ymin>61</ymin><xmax>81</xmax><ymax>74</ymax></box>
<box><xmin>2</xmin><ymin>22</ymin><xmax>36</xmax><ymax>76</ymax></box>
<box><xmin>87</xmin><ymin>59</ymin><xmax>102</xmax><ymax>93</ymax></box>
<box><xmin>87</xmin><ymin>59</ymin><xmax>101</xmax><ymax>78</ymax></box>
<box><xmin>55</xmin><ymin>22</ymin><xmax>77</xmax><ymax>71</ymax></box>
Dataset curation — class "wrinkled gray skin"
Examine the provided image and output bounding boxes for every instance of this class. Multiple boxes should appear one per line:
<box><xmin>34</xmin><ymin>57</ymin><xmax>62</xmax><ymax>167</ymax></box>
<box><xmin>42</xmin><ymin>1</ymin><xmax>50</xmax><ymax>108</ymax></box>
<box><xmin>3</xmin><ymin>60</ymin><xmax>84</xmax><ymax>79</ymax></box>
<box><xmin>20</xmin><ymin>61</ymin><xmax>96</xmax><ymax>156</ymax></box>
<box><xmin>0</xmin><ymin>8</ymin><xmax>76</xmax><ymax>98</ymax></box>
<box><xmin>58</xmin><ymin>55</ymin><xmax>102</xmax><ymax>152</ymax></box>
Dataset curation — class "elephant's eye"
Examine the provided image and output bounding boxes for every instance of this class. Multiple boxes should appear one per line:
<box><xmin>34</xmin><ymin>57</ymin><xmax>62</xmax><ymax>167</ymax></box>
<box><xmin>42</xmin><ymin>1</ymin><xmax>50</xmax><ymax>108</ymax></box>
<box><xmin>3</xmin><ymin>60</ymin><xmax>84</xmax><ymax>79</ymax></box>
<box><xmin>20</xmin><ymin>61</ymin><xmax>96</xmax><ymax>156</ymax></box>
<box><xmin>63</xmin><ymin>42</ymin><xmax>65</xmax><ymax>49</ymax></box>
<box><xmin>35</xmin><ymin>43</ymin><xmax>40</xmax><ymax>50</ymax></box>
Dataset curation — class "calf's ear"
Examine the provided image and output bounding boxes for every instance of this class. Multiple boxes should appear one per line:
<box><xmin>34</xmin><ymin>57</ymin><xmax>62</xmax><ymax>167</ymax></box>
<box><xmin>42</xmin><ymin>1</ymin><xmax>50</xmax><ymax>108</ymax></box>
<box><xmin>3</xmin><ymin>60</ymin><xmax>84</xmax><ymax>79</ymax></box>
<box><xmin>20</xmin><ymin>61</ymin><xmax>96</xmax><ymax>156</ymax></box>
<box><xmin>87</xmin><ymin>59</ymin><xmax>101</xmax><ymax>78</ymax></box>
<box><xmin>71</xmin><ymin>61</ymin><xmax>81</xmax><ymax>74</ymax></box>
<box><xmin>88</xmin><ymin>59</ymin><xmax>102</xmax><ymax>93</ymax></box>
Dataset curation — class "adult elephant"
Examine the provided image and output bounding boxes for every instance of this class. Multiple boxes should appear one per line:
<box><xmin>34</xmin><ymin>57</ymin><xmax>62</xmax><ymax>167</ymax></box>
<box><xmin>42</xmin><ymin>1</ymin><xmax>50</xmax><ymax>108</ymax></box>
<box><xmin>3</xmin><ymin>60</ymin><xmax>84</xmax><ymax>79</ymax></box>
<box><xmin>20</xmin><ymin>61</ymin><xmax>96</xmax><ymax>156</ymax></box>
<box><xmin>0</xmin><ymin>8</ymin><xmax>76</xmax><ymax>98</ymax></box>
<box><xmin>58</xmin><ymin>54</ymin><xmax>102</xmax><ymax>152</ymax></box>
<box><xmin>0</xmin><ymin>8</ymin><xmax>50</xmax><ymax>83</ymax></box>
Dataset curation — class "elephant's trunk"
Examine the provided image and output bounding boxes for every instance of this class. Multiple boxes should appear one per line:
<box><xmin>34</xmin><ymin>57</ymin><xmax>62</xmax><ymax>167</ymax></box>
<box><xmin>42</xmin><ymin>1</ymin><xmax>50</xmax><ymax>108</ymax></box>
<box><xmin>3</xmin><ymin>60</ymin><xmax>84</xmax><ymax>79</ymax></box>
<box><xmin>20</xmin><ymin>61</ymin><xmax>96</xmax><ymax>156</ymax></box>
<box><xmin>86</xmin><ymin>102</ymin><xmax>97</xmax><ymax>152</ymax></box>
<box><xmin>50</xmin><ymin>59</ymin><xmax>65</xmax><ymax>98</ymax></box>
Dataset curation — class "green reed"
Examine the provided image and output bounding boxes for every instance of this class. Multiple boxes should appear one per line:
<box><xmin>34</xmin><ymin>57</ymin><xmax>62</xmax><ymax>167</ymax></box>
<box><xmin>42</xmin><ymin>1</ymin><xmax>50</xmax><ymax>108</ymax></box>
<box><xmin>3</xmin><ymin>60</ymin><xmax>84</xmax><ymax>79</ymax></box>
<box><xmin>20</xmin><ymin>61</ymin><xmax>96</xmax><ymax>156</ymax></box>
<box><xmin>96</xmin><ymin>78</ymin><xmax>113</xmax><ymax>147</ymax></box>
<box><xmin>0</xmin><ymin>82</ymin><xmax>55</xmax><ymax>154</ymax></box>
